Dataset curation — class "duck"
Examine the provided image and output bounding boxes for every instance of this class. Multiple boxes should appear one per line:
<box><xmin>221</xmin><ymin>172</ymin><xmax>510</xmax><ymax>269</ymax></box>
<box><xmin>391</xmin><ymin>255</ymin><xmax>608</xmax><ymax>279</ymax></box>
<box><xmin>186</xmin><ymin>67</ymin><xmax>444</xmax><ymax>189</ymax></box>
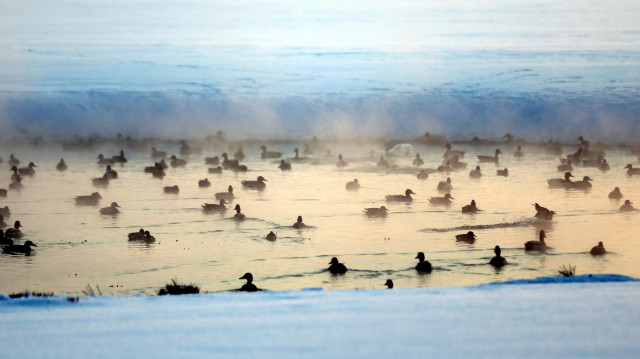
<box><xmin>18</xmin><ymin>162</ymin><xmax>37</xmax><ymax>177</ymax></box>
<box><xmin>279</xmin><ymin>160</ymin><xmax>292</xmax><ymax>171</ymax></box>
<box><xmin>455</xmin><ymin>231</ymin><xmax>476</xmax><ymax>243</ymax></box>
<box><xmin>266</xmin><ymin>231</ymin><xmax>277</xmax><ymax>241</ymax></box>
<box><xmin>524</xmin><ymin>230</ymin><xmax>547</xmax><ymax>251</ymax></box>
<box><xmin>230</xmin><ymin>163</ymin><xmax>248</xmax><ymax>172</ymax></box>
<box><xmin>363</xmin><ymin>206</ymin><xmax>388</xmax><ymax>218</ymax></box>
<box><xmin>8</xmin><ymin>154</ymin><xmax>20</xmax><ymax>166</ymax></box>
<box><xmin>384</xmin><ymin>279</ymin><xmax>394</xmax><ymax>289</ymax></box>
<box><xmin>292</xmin><ymin>148</ymin><xmax>306</xmax><ymax>162</ymax></box>
<box><xmin>164</xmin><ymin>185</ymin><xmax>179</xmax><ymax>194</ymax></box>
<box><xmin>56</xmin><ymin>158</ymin><xmax>68</xmax><ymax>171</ymax></box>
<box><xmin>10</xmin><ymin>166</ymin><xmax>21</xmax><ymax>183</ymax></box>
<box><xmin>533</xmin><ymin>203</ymin><xmax>555</xmax><ymax>220</ymax></box>
<box><xmin>96</xmin><ymin>154</ymin><xmax>114</xmax><ymax>165</ymax></box>
<box><xmin>598</xmin><ymin>159</ymin><xmax>610</xmax><ymax>171</ymax></box>
<box><xmin>221</xmin><ymin>153</ymin><xmax>236</xmax><ymax>169</ymax></box>
<box><xmin>292</xmin><ymin>216</ymin><xmax>306</xmax><ymax>229</ymax></box>
<box><xmin>608</xmin><ymin>187</ymin><xmax>623</xmax><ymax>199</ymax></box>
<box><xmin>151</xmin><ymin>147</ymin><xmax>167</xmax><ymax>159</ymax></box>
<box><xmin>449</xmin><ymin>155</ymin><xmax>467</xmax><ymax>170</ymax></box>
<box><xmin>496</xmin><ymin>168</ymin><xmax>509</xmax><ymax>177</ymax></box>
<box><xmin>179</xmin><ymin>141</ymin><xmax>192</xmax><ymax>156</ymax></box>
<box><xmin>0</xmin><ymin>229</ymin><xmax>12</xmax><ymax>245</ymax></box>
<box><xmin>469</xmin><ymin>165</ymin><xmax>482</xmax><ymax>178</ymax></box>
<box><xmin>437</xmin><ymin>177</ymin><xmax>452</xmax><ymax>192</ymax></box>
<box><xmin>198</xmin><ymin>178</ymin><xmax>211</xmax><ymax>188</ymax></box>
<box><xmin>547</xmin><ymin>172</ymin><xmax>573</xmax><ymax>188</ymax></box>
<box><xmin>0</xmin><ymin>206</ymin><xmax>12</xmax><ymax>217</ymax></box>
<box><xmin>111</xmin><ymin>150</ymin><xmax>127</xmax><ymax>163</ymax></box>
<box><xmin>429</xmin><ymin>193</ymin><xmax>454</xmax><ymax>205</ymax></box>
<box><xmin>205</xmin><ymin>156</ymin><xmax>220</xmax><ymax>165</ymax></box>
<box><xmin>385</xmin><ymin>189</ymin><xmax>415</xmax><ymax>202</ymax></box>
<box><xmin>328</xmin><ymin>257</ymin><xmax>348</xmax><ymax>274</ymax></box>
<box><xmin>590</xmin><ymin>241</ymin><xmax>606</xmax><ymax>255</ymax></box>
<box><xmin>624</xmin><ymin>164</ymin><xmax>640</xmax><ymax>176</ymax></box>
<box><xmin>443</xmin><ymin>143</ymin><xmax>465</xmax><ymax>161</ymax></box>
<box><xmin>0</xmin><ymin>215</ymin><xmax>7</xmax><ymax>229</ymax></box>
<box><xmin>208</xmin><ymin>166</ymin><xmax>223</xmax><ymax>174</ymax></box>
<box><xmin>0</xmin><ymin>188</ymin><xmax>6</xmax><ymax>197</ymax></box>
<box><xmin>414</xmin><ymin>252</ymin><xmax>432</xmax><ymax>273</ymax></box>
<box><xmin>377</xmin><ymin>156</ymin><xmax>389</xmax><ymax>168</ymax></box>
<box><xmin>239</xmin><ymin>273</ymin><xmax>260</xmax><ymax>292</ymax></box>
<box><xmin>346</xmin><ymin>179</ymin><xmax>360</xmax><ymax>190</ymax></box>
<box><xmin>241</xmin><ymin>176</ymin><xmax>267</xmax><ymax>190</ymax></box>
<box><xmin>233</xmin><ymin>204</ymin><xmax>246</xmax><ymax>220</ymax></box>
<box><xmin>620</xmin><ymin>200</ymin><xmax>635</xmax><ymax>211</ymax></box>
<box><xmin>234</xmin><ymin>148</ymin><xmax>246</xmax><ymax>161</ymax></box>
<box><xmin>336</xmin><ymin>154</ymin><xmax>347</xmax><ymax>167</ymax></box>
<box><xmin>582</xmin><ymin>155</ymin><xmax>605</xmax><ymax>168</ymax></box>
<box><xmin>215</xmin><ymin>185</ymin><xmax>235</xmax><ymax>201</ymax></box>
<box><xmin>169</xmin><ymin>155</ymin><xmax>186</xmax><ymax>167</ymax></box>
<box><xmin>128</xmin><ymin>229</ymin><xmax>145</xmax><ymax>240</ymax></box>
<box><xmin>477</xmin><ymin>149</ymin><xmax>502</xmax><ymax>163</ymax></box>
<box><xmin>260</xmin><ymin>145</ymin><xmax>282</xmax><ymax>159</ymax></box>
<box><xmin>2</xmin><ymin>240</ymin><xmax>37</xmax><ymax>254</ymax></box>
<box><xmin>5</xmin><ymin>221</ymin><xmax>23</xmax><ymax>239</ymax></box>
<box><xmin>437</xmin><ymin>161</ymin><xmax>453</xmax><ymax>172</ymax></box>
<box><xmin>99</xmin><ymin>202</ymin><xmax>120</xmax><ymax>215</ymax></box>
<box><xmin>461</xmin><ymin>200</ymin><xmax>478</xmax><ymax>213</ymax></box>
<box><xmin>75</xmin><ymin>192</ymin><xmax>102</xmax><ymax>206</ymax></box>
<box><xmin>143</xmin><ymin>231</ymin><xmax>155</xmax><ymax>242</ymax></box>
<box><xmin>570</xmin><ymin>176</ymin><xmax>593</xmax><ymax>190</ymax></box>
<box><xmin>416</xmin><ymin>169</ymin><xmax>428</xmax><ymax>180</ymax></box>
<box><xmin>92</xmin><ymin>174</ymin><xmax>110</xmax><ymax>187</ymax></box>
<box><xmin>489</xmin><ymin>245</ymin><xmax>508</xmax><ymax>268</ymax></box>
<box><xmin>9</xmin><ymin>178</ymin><xmax>23</xmax><ymax>191</ymax></box>
<box><xmin>413</xmin><ymin>153</ymin><xmax>424</xmax><ymax>166</ymax></box>
<box><xmin>513</xmin><ymin>145</ymin><xmax>524</xmax><ymax>157</ymax></box>
<box><xmin>202</xmin><ymin>199</ymin><xmax>228</xmax><ymax>213</ymax></box>
<box><xmin>104</xmin><ymin>165</ymin><xmax>118</xmax><ymax>179</ymax></box>
<box><xmin>557</xmin><ymin>160</ymin><xmax>573</xmax><ymax>172</ymax></box>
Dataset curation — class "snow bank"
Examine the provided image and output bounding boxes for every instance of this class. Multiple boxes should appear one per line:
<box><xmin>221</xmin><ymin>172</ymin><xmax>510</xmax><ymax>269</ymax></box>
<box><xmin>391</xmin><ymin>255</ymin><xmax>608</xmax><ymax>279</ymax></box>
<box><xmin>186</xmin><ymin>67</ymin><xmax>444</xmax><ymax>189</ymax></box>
<box><xmin>1</xmin><ymin>275</ymin><xmax>639</xmax><ymax>358</ymax></box>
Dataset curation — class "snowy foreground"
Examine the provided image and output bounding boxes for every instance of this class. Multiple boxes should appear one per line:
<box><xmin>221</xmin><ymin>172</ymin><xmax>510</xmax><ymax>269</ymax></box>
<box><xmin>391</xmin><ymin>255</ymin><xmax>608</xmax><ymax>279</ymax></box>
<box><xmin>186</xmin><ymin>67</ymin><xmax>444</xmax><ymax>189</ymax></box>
<box><xmin>1</xmin><ymin>275</ymin><xmax>639</xmax><ymax>359</ymax></box>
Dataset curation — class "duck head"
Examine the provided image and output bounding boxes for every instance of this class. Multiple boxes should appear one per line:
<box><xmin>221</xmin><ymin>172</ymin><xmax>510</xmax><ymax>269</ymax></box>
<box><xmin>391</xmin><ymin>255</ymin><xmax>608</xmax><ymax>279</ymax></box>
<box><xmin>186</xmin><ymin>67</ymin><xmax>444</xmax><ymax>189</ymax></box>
<box><xmin>564</xmin><ymin>172</ymin><xmax>574</xmax><ymax>180</ymax></box>
<box><xmin>297</xmin><ymin>216</ymin><xmax>303</xmax><ymax>223</ymax></box>
<box><xmin>405</xmin><ymin>189</ymin><xmax>416</xmax><ymax>196</ymax></box>
<box><xmin>415</xmin><ymin>252</ymin><xmax>426</xmax><ymax>262</ymax></box>
<box><xmin>234</xmin><ymin>204</ymin><xmax>242</xmax><ymax>212</ymax></box>
<box><xmin>24</xmin><ymin>240</ymin><xmax>37</xmax><ymax>247</ymax></box>
<box><xmin>384</xmin><ymin>279</ymin><xmax>394</xmax><ymax>289</ymax></box>
<box><xmin>444</xmin><ymin>193</ymin><xmax>454</xmax><ymax>200</ymax></box>
<box><xmin>329</xmin><ymin>257</ymin><xmax>341</xmax><ymax>265</ymax></box>
<box><xmin>110</xmin><ymin>202</ymin><xmax>120</xmax><ymax>208</ymax></box>
<box><xmin>494</xmin><ymin>245</ymin><xmax>501</xmax><ymax>256</ymax></box>
<box><xmin>257</xmin><ymin>176</ymin><xmax>267</xmax><ymax>182</ymax></box>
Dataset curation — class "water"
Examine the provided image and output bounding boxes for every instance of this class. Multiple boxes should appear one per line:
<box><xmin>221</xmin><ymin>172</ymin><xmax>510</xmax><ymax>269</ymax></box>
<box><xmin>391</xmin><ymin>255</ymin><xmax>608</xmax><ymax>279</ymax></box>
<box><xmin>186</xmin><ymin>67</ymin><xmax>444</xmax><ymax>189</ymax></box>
<box><xmin>0</xmin><ymin>140</ymin><xmax>638</xmax><ymax>295</ymax></box>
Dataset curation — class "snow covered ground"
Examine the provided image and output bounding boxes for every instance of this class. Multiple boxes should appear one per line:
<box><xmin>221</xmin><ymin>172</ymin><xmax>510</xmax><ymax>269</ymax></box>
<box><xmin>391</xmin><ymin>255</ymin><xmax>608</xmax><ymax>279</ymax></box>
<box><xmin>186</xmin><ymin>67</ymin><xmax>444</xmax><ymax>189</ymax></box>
<box><xmin>1</xmin><ymin>275</ymin><xmax>639</xmax><ymax>358</ymax></box>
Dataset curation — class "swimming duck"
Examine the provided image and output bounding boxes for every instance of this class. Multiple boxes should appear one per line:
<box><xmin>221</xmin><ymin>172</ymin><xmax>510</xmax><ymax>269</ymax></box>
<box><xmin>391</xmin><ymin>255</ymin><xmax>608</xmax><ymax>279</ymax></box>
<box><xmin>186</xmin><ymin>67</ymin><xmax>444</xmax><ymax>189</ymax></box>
<box><xmin>449</xmin><ymin>155</ymin><xmax>467</xmax><ymax>170</ymax></box>
<box><xmin>292</xmin><ymin>216</ymin><xmax>306</xmax><ymax>229</ymax></box>
<box><xmin>128</xmin><ymin>229</ymin><xmax>145</xmax><ymax>240</ymax></box>
<box><xmin>461</xmin><ymin>200</ymin><xmax>478</xmax><ymax>213</ymax></box>
<box><xmin>208</xmin><ymin>166</ymin><xmax>223</xmax><ymax>174</ymax></box>
<box><xmin>384</xmin><ymin>279</ymin><xmax>394</xmax><ymax>289</ymax></box>
<box><xmin>598</xmin><ymin>159</ymin><xmax>610</xmax><ymax>171</ymax></box>
<box><xmin>234</xmin><ymin>148</ymin><xmax>246</xmax><ymax>161</ymax></box>
<box><xmin>385</xmin><ymin>189</ymin><xmax>415</xmax><ymax>202</ymax></box>
<box><xmin>215</xmin><ymin>185</ymin><xmax>235</xmax><ymax>201</ymax></box>
<box><xmin>557</xmin><ymin>160</ymin><xmax>573</xmax><ymax>172</ymax></box>
<box><xmin>2</xmin><ymin>240</ymin><xmax>37</xmax><ymax>254</ymax></box>
<box><xmin>469</xmin><ymin>165</ymin><xmax>482</xmax><ymax>178</ymax></box>
<box><xmin>221</xmin><ymin>153</ymin><xmax>236</xmax><ymax>169</ymax></box>
<box><xmin>590</xmin><ymin>241</ymin><xmax>606</xmax><ymax>255</ymax></box>
<box><xmin>624</xmin><ymin>164</ymin><xmax>640</xmax><ymax>176</ymax></box>
<box><xmin>0</xmin><ymin>229</ymin><xmax>12</xmax><ymax>245</ymax></box>
<box><xmin>8</xmin><ymin>154</ymin><xmax>20</xmax><ymax>166</ymax></box>
<box><xmin>202</xmin><ymin>199</ymin><xmax>228</xmax><ymax>213</ymax></box>
<box><xmin>18</xmin><ymin>162</ymin><xmax>38</xmax><ymax>177</ymax></box>
<box><xmin>455</xmin><ymin>231</ymin><xmax>476</xmax><ymax>242</ymax></box>
<box><xmin>241</xmin><ymin>176</ymin><xmax>267</xmax><ymax>190</ymax></box>
<box><xmin>96</xmin><ymin>154</ymin><xmax>114</xmax><ymax>165</ymax></box>
<box><xmin>336</xmin><ymin>154</ymin><xmax>347</xmax><ymax>168</ymax></box>
<box><xmin>489</xmin><ymin>245</ymin><xmax>508</xmax><ymax>268</ymax></box>
<box><xmin>279</xmin><ymin>160</ymin><xmax>292</xmax><ymax>171</ymax></box>
<box><xmin>292</xmin><ymin>148</ymin><xmax>306</xmax><ymax>161</ymax></box>
<box><xmin>104</xmin><ymin>165</ymin><xmax>118</xmax><ymax>179</ymax></box>
<box><xmin>170</xmin><ymin>155</ymin><xmax>187</xmax><ymax>167</ymax></box>
<box><xmin>346</xmin><ymin>179</ymin><xmax>360</xmax><ymax>190</ymax></box>
<box><xmin>437</xmin><ymin>177</ymin><xmax>452</xmax><ymax>192</ymax></box>
<box><xmin>608</xmin><ymin>187</ymin><xmax>623</xmax><ymax>199</ymax></box>
<box><xmin>328</xmin><ymin>257</ymin><xmax>348</xmax><ymax>274</ymax></box>
<box><xmin>417</xmin><ymin>170</ymin><xmax>428</xmax><ymax>179</ymax></box>
<box><xmin>377</xmin><ymin>156</ymin><xmax>389</xmax><ymax>168</ymax></box>
<box><xmin>413</xmin><ymin>153</ymin><xmax>424</xmax><ymax>166</ymax></box>
<box><xmin>620</xmin><ymin>200</ymin><xmax>635</xmax><ymax>212</ymax></box>
<box><xmin>205</xmin><ymin>156</ymin><xmax>220</xmax><ymax>165</ymax></box>
<box><xmin>10</xmin><ymin>166</ymin><xmax>21</xmax><ymax>182</ymax></box>
<box><xmin>477</xmin><ymin>149</ymin><xmax>502</xmax><ymax>163</ymax></box>
<box><xmin>533</xmin><ymin>203</ymin><xmax>555</xmax><ymax>220</ymax></box>
<box><xmin>513</xmin><ymin>145</ymin><xmax>524</xmax><ymax>158</ymax></box>
<box><xmin>260</xmin><ymin>145</ymin><xmax>282</xmax><ymax>159</ymax></box>
<box><xmin>524</xmin><ymin>230</ymin><xmax>547</xmax><ymax>251</ymax></box>
<box><xmin>75</xmin><ymin>192</ymin><xmax>102</xmax><ymax>206</ymax></box>
<box><xmin>570</xmin><ymin>176</ymin><xmax>593</xmax><ymax>190</ymax></box>
<box><xmin>5</xmin><ymin>221</ymin><xmax>23</xmax><ymax>239</ymax></box>
<box><xmin>364</xmin><ymin>206</ymin><xmax>388</xmax><ymax>218</ymax></box>
<box><xmin>92</xmin><ymin>174</ymin><xmax>110</xmax><ymax>187</ymax></box>
<box><xmin>415</xmin><ymin>252</ymin><xmax>432</xmax><ymax>273</ymax></box>
<box><xmin>233</xmin><ymin>204</ymin><xmax>246</xmax><ymax>220</ymax></box>
<box><xmin>199</xmin><ymin>178</ymin><xmax>211</xmax><ymax>188</ymax></box>
<box><xmin>99</xmin><ymin>202</ymin><xmax>120</xmax><ymax>215</ymax></box>
<box><xmin>547</xmin><ymin>172</ymin><xmax>573</xmax><ymax>188</ymax></box>
<box><xmin>266</xmin><ymin>231</ymin><xmax>277</xmax><ymax>241</ymax></box>
<box><xmin>111</xmin><ymin>150</ymin><xmax>127</xmax><ymax>163</ymax></box>
<box><xmin>229</xmin><ymin>163</ymin><xmax>248</xmax><ymax>172</ymax></box>
<box><xmin>0</xmin><ymin>206</ymin><xmax>12</xmax><ymax>217</ymax></box>
<box><xmin>56</xmin><ymin>158</ymin><xmax>68</xmax><ymax>171</ymax></box>
<box><xmin>151</xmin><ymin>147</ymin><xmax>167</xmax><ymax>159</ymax></box>
<box><xmin>443</xmin><ymin>143</ymin><xmax>465</xmax><ymax>161</ymax></box>
<box><xmin>437</xmin><ymin>161</ymin><xmax>453</xmax><ymax>172</ymax></box>
<box><xmin>9</xmin><ymin>178</ymin><xmax>23</xmax><ymax>191</ymax></box>
<box><xmin>496</xmin><ymin>168</ymin><xmax>509</xmax><ymax>177</ymax></box>
<box><xmin>429</xmin><ymin>193</ymin><xmax>454</xmax><ymax>205</ymax></box>
<box><xmin>239</xmin><ymin>273</ymin><xmax>260</xmax><ymax>292</ymax></box>
<box><xmin>143</xmin><ymin>231</ymin><xmax>155</xmax><ymax>242</ymax></box>
<box><xmin>164</xmin><ymin>185</ymin><xmax>179</xmax><ymax>194</ymax></box>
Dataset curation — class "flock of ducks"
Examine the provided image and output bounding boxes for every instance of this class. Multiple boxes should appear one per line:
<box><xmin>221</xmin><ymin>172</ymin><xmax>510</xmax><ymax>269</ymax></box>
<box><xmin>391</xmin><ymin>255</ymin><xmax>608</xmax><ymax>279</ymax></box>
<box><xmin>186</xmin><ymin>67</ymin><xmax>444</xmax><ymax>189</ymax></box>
<box><xmin>0</xmin><ymin>134</ymin><xmax>637</xmax><ymax>292</ymax></box>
